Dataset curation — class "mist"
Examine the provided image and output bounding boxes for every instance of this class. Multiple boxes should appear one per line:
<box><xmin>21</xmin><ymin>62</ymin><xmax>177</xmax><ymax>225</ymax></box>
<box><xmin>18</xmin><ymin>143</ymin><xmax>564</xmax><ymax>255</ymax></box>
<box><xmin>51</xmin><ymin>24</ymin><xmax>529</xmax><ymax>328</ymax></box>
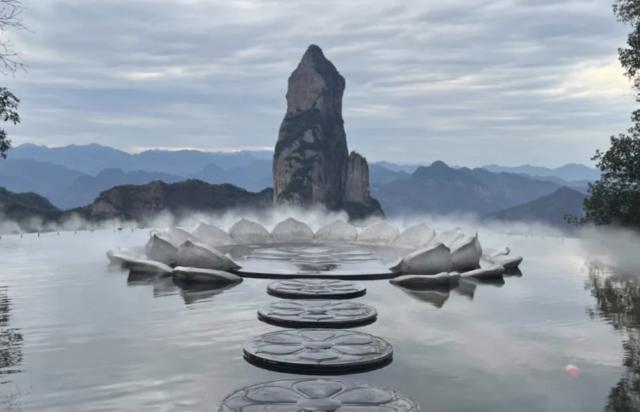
<box><xmin>5</xmin><ymin>204</ymin><xmax>639</xmax><ymax>278</ymax></box>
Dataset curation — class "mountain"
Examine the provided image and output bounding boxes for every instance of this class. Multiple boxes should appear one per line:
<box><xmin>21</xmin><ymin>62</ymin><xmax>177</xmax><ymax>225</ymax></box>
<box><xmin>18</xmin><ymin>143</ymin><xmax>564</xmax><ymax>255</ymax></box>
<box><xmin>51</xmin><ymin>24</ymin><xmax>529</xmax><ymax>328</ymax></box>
<box><xmin>78</xmin><ymin>180</ymin><xmax>273</xmax><ymax>222</ymax></box>
<box><xmin>0</xmin><ymin>186</ymin><xmax>62</xmax><ymax>231</ymax></box>
<box><xmin>11</xmin><ymin>143</ymin><xmax>131</xmax><ymax>175</ymax></box>
<box><xmin>10</xmin><ymin>143</ymin><xmax>273</xmax><ymax>176</ymax></box>
<box><xmin>485</xmin><ymin>186</ymin><xmax>586</xmax><ymax>228</ymax></box>
<box><xmin>189</xmin><ymin>159</ymin><xmax>273</xmax><ymax>192</ymax></box>
<box><xmin>0</xmin><ymin>158</ymin><xmax>86</xmax><ymax>201</ymax></box>
<box><xmin>272</xmin><ymin>45</ymin><xmax>382</xmax><ymax>219</ymax></box>
<box><xmin>369</xmin><ymin>164</ymin><xmax>411</xmax><ymax>186</ymax></box>
<box><xmin>56</xmin><ymin>168</ymin><xmax>184</xmax><ymax>209</ymax></box>
<box><xmin>481</xmin><ymin>163</ymin><xmax>600</xmax><ymax>182</ymax></box>
<box><xmin>373</xmin><ymin>161</ymin><xmax>562</xmax><ymax>216</ymax></box>
<box><xmin>372</xmin><ymin>161</ymin><xmax>418</xmax><ymax>174</ymax></box>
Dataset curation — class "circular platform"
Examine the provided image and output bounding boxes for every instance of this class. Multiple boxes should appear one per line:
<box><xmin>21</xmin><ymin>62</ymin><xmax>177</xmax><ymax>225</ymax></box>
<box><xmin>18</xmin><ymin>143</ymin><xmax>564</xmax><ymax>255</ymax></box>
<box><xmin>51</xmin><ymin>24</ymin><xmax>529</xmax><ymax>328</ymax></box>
<box><xmin>225</xmin><ymin>242</ymin><xmax>401</xmax><ymax>279</ymax></box>
<box><xmin>243</xmin><ymin>329</ymin><xmax>393</xmax><ymax>374</ymax></box>
<box><xmin>219</xmin><ymin>377</ymin><xmax>421</xmax><ymax>412</ymax></box>
<box><xmin>267</xmin><ymin>279</ymin><xmax>367</xmax><ymax>299</ymax></box>
<box><xmin>258</xmin><ymin>300</ymin><xmax>377</xmax><ymax>328</ymax></box>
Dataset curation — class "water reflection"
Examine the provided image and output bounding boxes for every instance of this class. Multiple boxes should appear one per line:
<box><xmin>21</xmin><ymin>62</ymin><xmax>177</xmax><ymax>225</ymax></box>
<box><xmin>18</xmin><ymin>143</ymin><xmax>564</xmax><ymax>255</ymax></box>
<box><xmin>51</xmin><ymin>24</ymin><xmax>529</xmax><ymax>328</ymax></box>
<box><xmin>391</xmin><ymin>273</ymin><xmax>522</xmax><ymax>309</ymax></box>
<box><xmin>0</xmin><ymin>286</ymin><xmax>23</xmax><ymax>382</ymax></box>
<box><xmin>588</xmin><ymin>264</ymin><xmax>640</xmax><ymax>411</ymax></box>
<box><xmin>0</xmin><ymin>286</ymin><xmax>23</xmax><ymax>411</ymax></box>
<box><xmin>126</xmin><ymin>271</ymin><xmax>241</xmax><ymax>305</ymax></box>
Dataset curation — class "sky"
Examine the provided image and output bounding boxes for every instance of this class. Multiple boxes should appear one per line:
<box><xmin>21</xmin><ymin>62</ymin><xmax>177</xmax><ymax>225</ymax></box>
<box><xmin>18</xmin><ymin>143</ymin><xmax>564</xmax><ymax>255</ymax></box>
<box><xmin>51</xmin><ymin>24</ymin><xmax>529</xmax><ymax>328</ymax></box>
<box><xmin>2</xmin><ymin>0</ymin><xmax>637</xmax><ymax>167</ymax></box>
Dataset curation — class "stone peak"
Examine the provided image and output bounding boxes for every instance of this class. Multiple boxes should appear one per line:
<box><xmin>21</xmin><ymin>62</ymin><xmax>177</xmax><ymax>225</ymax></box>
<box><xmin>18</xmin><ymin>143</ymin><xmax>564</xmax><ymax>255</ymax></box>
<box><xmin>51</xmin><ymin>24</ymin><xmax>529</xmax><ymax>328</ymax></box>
<box><xmin>297</xmin><ymin>44</ymin><xmax>339</xmax><ymax>75</ymax></box>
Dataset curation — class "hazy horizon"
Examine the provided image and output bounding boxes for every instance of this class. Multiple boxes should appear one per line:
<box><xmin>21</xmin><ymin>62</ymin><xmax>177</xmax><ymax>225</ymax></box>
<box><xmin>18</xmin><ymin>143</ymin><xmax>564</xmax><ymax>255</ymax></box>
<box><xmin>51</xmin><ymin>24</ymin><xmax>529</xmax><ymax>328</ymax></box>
<box><xmin>2</xmin><ymin>0</ymin><xmax>634</xmax><ymax>168</ymax></box>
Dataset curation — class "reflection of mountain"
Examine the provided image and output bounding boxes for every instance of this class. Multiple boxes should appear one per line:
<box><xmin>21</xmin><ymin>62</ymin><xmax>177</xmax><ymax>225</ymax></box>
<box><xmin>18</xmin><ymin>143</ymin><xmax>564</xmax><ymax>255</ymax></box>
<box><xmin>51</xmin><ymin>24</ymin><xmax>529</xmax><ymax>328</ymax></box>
<box><xmin>0</xmin><ymin>286</ymin><xmax>23</xmax><ymax>384</ymax></box>
<box><xmin>588</xmin><ymin>266</ymin><xmax>640</xmax><ymax>411</ymax></box>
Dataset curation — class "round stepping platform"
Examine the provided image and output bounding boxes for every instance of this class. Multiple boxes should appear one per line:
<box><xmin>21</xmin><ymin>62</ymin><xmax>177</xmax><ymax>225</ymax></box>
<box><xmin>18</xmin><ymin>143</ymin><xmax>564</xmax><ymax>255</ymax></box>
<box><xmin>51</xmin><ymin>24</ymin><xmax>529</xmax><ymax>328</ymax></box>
<box><xmin>267</xmin><ymin>279</ymin><xmax>366</xmax><ymax>299</ymax></box>
<box><xmin>219</xmin><ymin>377</ymin><xmax>420</xmax><ymax>411</ymax></box>
<box><xmin>243</xmin><ymin>329</ymin><xmax>393</xmax><ymax>374</ymax></box>
<box><xmin>226</xmin><ymin>242</ymin><xmax>399</xmax><ymax>279</ymax></box>
<box><xmin>258</xmin><ymin>300</ymin><xmax>377</xmax><ymax>328</ymax></box>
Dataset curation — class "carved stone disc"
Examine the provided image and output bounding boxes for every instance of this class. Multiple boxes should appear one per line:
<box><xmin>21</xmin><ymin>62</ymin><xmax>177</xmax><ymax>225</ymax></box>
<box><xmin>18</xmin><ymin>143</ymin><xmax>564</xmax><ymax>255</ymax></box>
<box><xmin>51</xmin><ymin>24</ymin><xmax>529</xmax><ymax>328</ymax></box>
<box><xmin>243</xmin><ymin>329</ymin><xmax>393</xmax><ymax>374</ymax></box>
<box><xmin>258</xmin><ymin>300</ymin><xmax>377</xmax><ymax>328</ymax></box>
<box><xmin>267</xmin><ymin>279</ymin><xmax>366</xmax><ymax>299</ymax></box>
<box><xmin>219</xmin><ymin>378</ymin><xmax>420</xmax><ymax>411</ymax></box>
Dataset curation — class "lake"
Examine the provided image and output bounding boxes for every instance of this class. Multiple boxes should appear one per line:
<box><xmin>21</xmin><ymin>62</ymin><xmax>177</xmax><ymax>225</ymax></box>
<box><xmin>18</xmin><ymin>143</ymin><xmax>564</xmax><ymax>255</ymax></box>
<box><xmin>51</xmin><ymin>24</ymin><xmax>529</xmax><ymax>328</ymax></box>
<box><xmin>0</xmin><ymin>228</ymin><xmax>636</xmax><ymax>411</ymax></box>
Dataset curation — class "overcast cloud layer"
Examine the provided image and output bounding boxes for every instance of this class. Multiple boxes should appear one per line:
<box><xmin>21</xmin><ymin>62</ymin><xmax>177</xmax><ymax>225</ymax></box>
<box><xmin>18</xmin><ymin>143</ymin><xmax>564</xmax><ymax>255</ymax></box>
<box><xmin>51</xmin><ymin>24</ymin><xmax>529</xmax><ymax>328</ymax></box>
<box><xmin>2</xmin><ymin>0</ymin><xmax>637</xmax><ymax>166</ymax></box>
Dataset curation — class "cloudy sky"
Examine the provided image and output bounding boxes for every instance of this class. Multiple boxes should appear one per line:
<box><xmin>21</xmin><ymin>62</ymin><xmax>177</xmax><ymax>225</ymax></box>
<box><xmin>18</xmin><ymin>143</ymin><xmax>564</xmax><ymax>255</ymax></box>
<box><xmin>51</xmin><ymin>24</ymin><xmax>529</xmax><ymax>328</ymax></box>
<box><xmin>3</xmin><ymin>0</ymin><xmax>636</xmax><ymax>166</ymax></box>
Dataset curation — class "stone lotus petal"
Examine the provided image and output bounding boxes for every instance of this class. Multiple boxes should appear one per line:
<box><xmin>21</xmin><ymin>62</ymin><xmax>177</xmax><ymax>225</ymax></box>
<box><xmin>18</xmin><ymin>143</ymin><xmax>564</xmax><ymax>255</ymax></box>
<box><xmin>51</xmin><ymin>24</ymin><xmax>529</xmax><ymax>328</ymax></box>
<box><xmin>107</xmin><ymin>254</ymin><xmax>172</xmax><ymax>275</ymax></box>
<box><xmin>489</xmin><ymin>254</ymin><xmax>523</xmax><ymax>270</ymax></box>
<box><xmin>107</xmin><ymin>249</ymin><xmax>143</xmax><ymax>267</ymax></box>
<box><xmin>172</xmin><ymin>266</ymin><xmax>242</xmax><ymax>285</ymax></box>
<box><xmin>271</xmin><ymin>218</ymin><xmax>314</xmax><ymax>242</ymax></box>
<box><xmin>483</xmin><ymin>247</ymin><xmax>511</xmax><ymax>259</ymax></box>
<box><xmin>192</xmin><ymin>222</ymin><xmax>232</xmax><ymax>247</ymax></box>
<box><xmin>461</xmin><ymin>264</ymin><xmax>505</xmax><ymax>278</ymax></box>
<box><xmin>314</xmin><ymin>220</ymin><xmax>358</xmax><ymax>242</ymax></box>
<box><xmin>144</xmin><ymin>234</ymin><xmax>178</xmax><ymax>265</ymax></box>
<box><xmin>389</xmin><ymin>272</ymin><xmax>460</xmax><ymax>288</ymax></box>
<box><xmin>177</xmin><ymin>240</ymin><xmax>240</xmax><ymax>271</ymax></box>
<box><xmin>155</xmin><ymin>227</ymin><xmax>198</xmax><ymax>246</ymax></box>
<box><xmin>393</xmin><ymin>223</ymin><xmax>436</xmax><ymax>248</ymax></box>
<box><xmin>451</xmin><ymin>233</ymin><xmax>483</xmax><ymax>271</ymax></box>
<box><xmin>391</xmin><ymin>243</ymin><xmax>452</xmax><ymax>275</ymax></box>
<box><xmin>433</xmin><ymin>227</ymin><xmax>465</xmax><ymax>247</ymax></box>
<box><xmin>229</xmin><ymin>218</ymin><xmax>271</xmax><ymax>244</ymax></box>
<box><xmin>357</xmin><ymin>221</ymin><xmax>400</xmax><ymax>244</ymax></box>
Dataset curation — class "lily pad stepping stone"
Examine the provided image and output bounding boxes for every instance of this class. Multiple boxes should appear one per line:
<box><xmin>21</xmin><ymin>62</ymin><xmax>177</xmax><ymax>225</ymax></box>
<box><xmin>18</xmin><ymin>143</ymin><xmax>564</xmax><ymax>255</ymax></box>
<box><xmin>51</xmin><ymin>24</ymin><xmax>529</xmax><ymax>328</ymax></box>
<box><xmin>258</xmin><ymin>300</ymin><xmax>377</xmax><ymax>328</ymax></box>
<box><xmin>243</xmin><ymin>329</ymin><xmax>393</xmax><ymax>374</ymax></box>
<box><xmin>267</xmin><ymin>279</ymin><xmax>366</xmax><ymax>299</ymax></box>
<box><xmin>219</xmin><ymin>378</ymin><xmax>420</xmax><ymax>411</ymax></box>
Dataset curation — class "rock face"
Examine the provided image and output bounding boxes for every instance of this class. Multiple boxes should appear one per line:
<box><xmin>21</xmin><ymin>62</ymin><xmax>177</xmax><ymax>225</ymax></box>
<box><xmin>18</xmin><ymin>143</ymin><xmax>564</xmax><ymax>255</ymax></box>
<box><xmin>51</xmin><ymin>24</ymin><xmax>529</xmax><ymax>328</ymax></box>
<box><xmin>273</xmin><ymin>45</ymin><xmax>382</xmax><ymax>219</ymax></box>
<box><xmin>82</xmin><ymin>180</ymin><xmax>273</xmax><ymax>222</ymax></box>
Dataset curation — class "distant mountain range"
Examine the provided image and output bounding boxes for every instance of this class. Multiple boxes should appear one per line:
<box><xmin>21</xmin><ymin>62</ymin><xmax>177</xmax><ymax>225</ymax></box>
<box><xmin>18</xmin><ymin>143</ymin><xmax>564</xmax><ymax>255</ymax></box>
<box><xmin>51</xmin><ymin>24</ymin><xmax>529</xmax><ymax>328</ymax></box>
<box><xmin>484</xmin><ymin>186</ymin><xmax>586</xmax><ymax>229</ymax></box>
<box><xmin>372</xmin><ymin>161</ymin><xmax>564</xmax><ymax>216</ymax></box>
<box><xmin>0</xmin><ymin>143</ymin><xmax>595</xmax><ymax>230</ymax></box>
<box><xmin>480</xmin><ymin>163</ymin><xmax>599</xmax><ymax>183</ymax></box>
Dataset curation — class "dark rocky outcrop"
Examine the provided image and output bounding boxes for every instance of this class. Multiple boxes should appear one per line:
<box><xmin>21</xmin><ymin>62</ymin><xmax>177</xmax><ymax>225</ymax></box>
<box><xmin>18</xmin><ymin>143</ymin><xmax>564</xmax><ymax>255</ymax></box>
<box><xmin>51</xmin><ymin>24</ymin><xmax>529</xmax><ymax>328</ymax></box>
<box><xmin>273</xmin><ymin>45</ymin><xmax>382</xmax><ymax>219</ymax></box>
<box><xmin>0</xmin><ymin>186</ymin><xmax>62</xmax><ymax>227</ymax></box>
<box><xmin>78</xmin><ymin>180</ymin><xmax>273</xmax><ymax>223</ymax></box>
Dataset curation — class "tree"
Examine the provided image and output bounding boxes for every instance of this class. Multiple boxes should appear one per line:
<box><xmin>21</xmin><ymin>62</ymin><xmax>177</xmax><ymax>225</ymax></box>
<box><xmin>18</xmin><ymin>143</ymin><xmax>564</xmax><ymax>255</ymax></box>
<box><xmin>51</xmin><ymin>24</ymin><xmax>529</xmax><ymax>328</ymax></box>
<box><xmin>0</xmin><ymin>0</ymin><xmax>23</xmax><ymax>159</ymax></box>
<box><xmin>0</xmin><ymin>86</ymin><xmax>18</xmax><ymax>158</ymax></box>
<box><xmin>580</xmin><ymin>0</ymin><xmax>640</xmax><ymax>227</ymax></box>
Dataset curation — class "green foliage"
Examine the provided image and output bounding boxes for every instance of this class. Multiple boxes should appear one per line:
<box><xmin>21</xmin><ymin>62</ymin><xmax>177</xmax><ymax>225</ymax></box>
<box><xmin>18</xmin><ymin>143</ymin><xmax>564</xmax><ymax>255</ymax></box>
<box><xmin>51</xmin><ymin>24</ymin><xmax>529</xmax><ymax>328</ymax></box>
<box><xmin>580</xmin><ymin>1</ymin><xmax>640</xmax><ymax>228</ymax></box>
<box><xmin>584</xmin><ymin>134</ymin><xmax>640</xmax><ymax>226</ymax></box>
<box><xmin>0</xmin><ymin>86</ymin><xmax>19</xmax><ymax>158</ymax></box>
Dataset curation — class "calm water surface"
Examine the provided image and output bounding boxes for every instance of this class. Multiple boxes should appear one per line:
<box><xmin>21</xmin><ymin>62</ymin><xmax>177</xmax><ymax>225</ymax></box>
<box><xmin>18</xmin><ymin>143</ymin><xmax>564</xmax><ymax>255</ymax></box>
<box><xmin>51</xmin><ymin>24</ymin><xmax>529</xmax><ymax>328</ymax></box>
<box><xmin>0</xmin><ymin>229</ymin><xmax>636</xmax><ymax>411</ymax></box>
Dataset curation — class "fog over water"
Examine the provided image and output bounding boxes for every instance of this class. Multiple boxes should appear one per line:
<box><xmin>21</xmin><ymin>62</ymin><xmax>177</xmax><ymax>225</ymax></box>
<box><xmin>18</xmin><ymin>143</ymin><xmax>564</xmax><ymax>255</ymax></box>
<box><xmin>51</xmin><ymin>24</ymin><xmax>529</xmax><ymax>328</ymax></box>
<box><xmin>1</xmin><ymin>207</ymin><xmax>640</xmax><ymax>411</ymax></box>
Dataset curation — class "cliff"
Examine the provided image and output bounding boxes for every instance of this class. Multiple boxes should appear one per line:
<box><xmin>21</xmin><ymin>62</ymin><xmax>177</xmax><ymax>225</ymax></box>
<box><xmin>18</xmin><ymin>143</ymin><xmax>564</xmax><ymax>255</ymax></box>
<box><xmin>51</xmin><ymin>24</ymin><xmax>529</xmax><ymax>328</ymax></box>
<box><xmin>273</xmin><ymin>45</ymin><xmax>383</xmax><ymax>220</ymax></box>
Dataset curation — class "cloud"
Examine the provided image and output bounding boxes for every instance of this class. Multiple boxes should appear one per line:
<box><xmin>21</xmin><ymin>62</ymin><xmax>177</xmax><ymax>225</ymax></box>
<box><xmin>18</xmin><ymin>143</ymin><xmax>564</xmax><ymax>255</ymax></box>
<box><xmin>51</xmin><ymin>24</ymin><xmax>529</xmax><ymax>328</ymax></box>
<box><xmin>3</xmin><ymin>0</ymin><xmax>636</xmax><ymax>166</ymax></box>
